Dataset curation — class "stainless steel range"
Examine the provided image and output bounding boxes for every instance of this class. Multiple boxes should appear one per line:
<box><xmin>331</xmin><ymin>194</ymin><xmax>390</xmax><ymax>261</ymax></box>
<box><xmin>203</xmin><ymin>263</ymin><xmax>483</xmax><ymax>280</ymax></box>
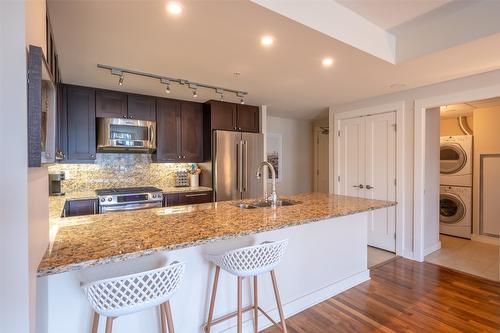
<box><xmin>96</xmin><ymin>186</ymin><xmax>163</xmax><ymax>213</ymax></box>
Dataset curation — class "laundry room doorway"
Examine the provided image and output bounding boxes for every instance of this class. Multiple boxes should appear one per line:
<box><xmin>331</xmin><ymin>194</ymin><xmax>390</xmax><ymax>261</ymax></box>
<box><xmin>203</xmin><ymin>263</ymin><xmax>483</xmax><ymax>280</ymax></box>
<box><xmin>419</xmin><ymin>97</ymin><xmax>500</xmax><ymax>282</ymax></box>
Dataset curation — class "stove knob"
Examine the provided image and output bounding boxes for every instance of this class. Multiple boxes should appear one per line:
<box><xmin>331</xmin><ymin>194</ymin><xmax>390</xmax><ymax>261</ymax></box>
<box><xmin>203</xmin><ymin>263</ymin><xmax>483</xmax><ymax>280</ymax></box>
<box><xmin>107</xmin><ymin>197</ymin><xmax>112</xmax><ymax>202</ymax></box>
<box><xmin>100</xmin><ymin>198</ymin><xmax>105</xmax><ymax>202</ymax></box>
<box><xmin>152</xmin><ymin>194</ymin><xmax>156</xmax><ymax>198</ymax></box>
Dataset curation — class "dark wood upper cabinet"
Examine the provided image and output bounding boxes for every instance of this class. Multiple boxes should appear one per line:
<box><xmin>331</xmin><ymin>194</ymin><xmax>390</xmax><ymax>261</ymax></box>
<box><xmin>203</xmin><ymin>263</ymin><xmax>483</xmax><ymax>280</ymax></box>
<box><xmin>65</xmin><ymin>85</ymin><xmax>96</xmax><ymax>162</ymax></box>
<box><xmin>180</xmin><ymin>102</ymin><xmax>203</xmax><ymax>161</ymax></box>
<box><xmin>95</xmin><ymin>90</ymin><xmax>127</xmax><ymax>118</ymax></box>
<box><xmin>155</xmin><ymin>98</ymin><xmax>203</xmax><ymax>162</ymax></box>
<box><xmin>236</xmin><ymin>104</ymin><xmax>259</xmax><ymax>132</ymax></box>
<box><xmin>155</xmin><ymin>98</ymin><xmax>181</xmax><ymax>162</ymax></box>
<box><xmin>205</xmin><ymin>100</ymin><xmax>259</xmax><ymax>133</ymax></box>
<box><xmin>127</xmin><ymin>95</ymin><xmax>156</xmax><ymax>121</ymax></box>
<box><xmin>206</xmin><ymin>100</ymin><xmax>236</xmax><ymax>131</ymax></box>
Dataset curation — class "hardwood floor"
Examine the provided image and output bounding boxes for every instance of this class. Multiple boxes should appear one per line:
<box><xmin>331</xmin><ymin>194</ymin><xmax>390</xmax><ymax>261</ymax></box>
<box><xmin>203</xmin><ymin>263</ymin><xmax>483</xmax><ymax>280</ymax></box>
<box><xmin>263</xmin><ymin>258</ymin><xmax>500</xmax><ymax>333</ymax></box>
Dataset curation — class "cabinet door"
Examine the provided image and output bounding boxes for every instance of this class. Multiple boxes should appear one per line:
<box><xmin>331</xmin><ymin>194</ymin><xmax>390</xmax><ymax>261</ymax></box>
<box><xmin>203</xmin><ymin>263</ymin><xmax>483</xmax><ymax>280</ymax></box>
<box><xmin>178</xmin><ymin>191</ymin><xmax>213</xmax><ymax>205</ymax></box>
<box><xmin>236</xmin><ymin>104</ymin><xmax>259</xmax><ymax>132</ymax></box>
<box><xmin>155</xmin><ymin>98</ymin><xmax>181</xmax><ymax>162</ymax></box>
<box><xmin>180</xmin><ymin>102</ymin><xmax>203</xmax><ymax>162</ymax></box>
<box><xmin>66</xmin><ymin>199</ymin><xmax>98</xmax><ymax>217</ymax></box>
<box><xmin>128</xmin><ymin>95</ymin><xmax>156</xmax><ymax>121</ymax></box>
<box><xmin>66</xmin><ymin>85</ymin><xmax>96</xmax><ymax>161</ymax></box>
<box><xmin>96</xmin><ymin>90</ymin><xmax>127</xmax><ymax>118</ymax></box>
<box><xmin>164</xmin><ymin>193</ymin><xmax>180</xmax><ymax>207</ymax></box>
<box><xmin>209</xmin><ymin>101</ymin><xmax>236</xmax><ymax>131</ymax></box>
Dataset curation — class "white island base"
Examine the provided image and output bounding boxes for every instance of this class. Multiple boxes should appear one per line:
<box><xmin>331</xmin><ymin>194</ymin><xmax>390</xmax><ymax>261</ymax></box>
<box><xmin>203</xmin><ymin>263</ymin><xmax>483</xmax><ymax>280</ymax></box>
<box><xmin>37</xmin><ymin>212</ymin><xmax>370</xmax><ymax>333</ymax></box>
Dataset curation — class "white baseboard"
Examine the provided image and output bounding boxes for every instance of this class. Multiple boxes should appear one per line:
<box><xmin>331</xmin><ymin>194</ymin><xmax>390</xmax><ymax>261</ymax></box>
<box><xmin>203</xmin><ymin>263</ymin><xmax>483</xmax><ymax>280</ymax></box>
<box><xmin>423</xmin><ymin>241</ymin><xmax>442</xmax><ymax>257</ymax></box>
<box><xmin>218</xmin><ymin>270</ymin><xmax>370</xmax><ymax>333</ymax></box>
<box><xmin>472</xmin><ymin>234</ymin><xmax>499</xmax><ymax>245</ymax></box>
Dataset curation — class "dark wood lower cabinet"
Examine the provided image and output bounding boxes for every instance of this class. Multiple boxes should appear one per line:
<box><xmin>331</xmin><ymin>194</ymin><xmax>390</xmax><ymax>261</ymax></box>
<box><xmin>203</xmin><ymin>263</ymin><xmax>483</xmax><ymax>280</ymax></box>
<box><xmin>164</xmin><ymin>191</ymin><xmax>213</xmax><ymax>207</ymax></box>
<box><xmin>65</xmin><ymin>199</ymin><xmax>98</xmax><ymax>217</ymax></box>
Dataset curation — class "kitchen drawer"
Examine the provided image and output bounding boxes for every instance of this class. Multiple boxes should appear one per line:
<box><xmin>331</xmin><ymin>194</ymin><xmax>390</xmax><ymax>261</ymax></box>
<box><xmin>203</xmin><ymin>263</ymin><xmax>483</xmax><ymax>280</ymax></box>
<box><xmin>65</xmin><ymin>198</ymin><xmax>98</xmax><ymax>217</ymax></box>
<box><xmin>178</xmin><ymin>191</ymin><xmax>213</xmax><ymax>205</ymax></box>
<box><xmin>164</xmin><ymin>191</ymin><xmax>213</xmax><ymax>206</ymax></box>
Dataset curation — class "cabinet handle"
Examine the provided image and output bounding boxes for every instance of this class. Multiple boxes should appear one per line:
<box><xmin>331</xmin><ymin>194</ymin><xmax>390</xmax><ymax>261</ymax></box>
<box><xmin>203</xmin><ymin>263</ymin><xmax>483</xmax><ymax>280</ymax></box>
<box><xmin>122</xmin><ymin>115</ymin><xmax>127</xmax><ymax>118</ymax></box>
<box><xmin>90</xmin><ymin>154</ymin><xmax>95</xmax><ymax>158</ymax></box>
<box><xmin>129</xmin><ymin>115</ymin><xmax>133</xmax><ymax>119</ymax></box>
<box><xmin>178</xmin><ymin>155</ymin><xmax>181</xmax><ymax>159</ymax></box>
<box><xmin>183</xmin><ymin>155</ymin><xmax>186</xmax><ymax>159</ymax></box>
<box><xmin>184</xmin><ymin>193</ymin><xmax>207</xmax><ymax>197</ymax></box>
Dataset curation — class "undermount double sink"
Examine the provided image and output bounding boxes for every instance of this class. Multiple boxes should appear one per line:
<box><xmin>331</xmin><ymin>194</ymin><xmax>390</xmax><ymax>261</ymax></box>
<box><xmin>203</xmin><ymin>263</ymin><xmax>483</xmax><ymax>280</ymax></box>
<box><xmin>234</xmin><ymin>199</ymin><xmax>300</xmax><ymax>209</ymax></box>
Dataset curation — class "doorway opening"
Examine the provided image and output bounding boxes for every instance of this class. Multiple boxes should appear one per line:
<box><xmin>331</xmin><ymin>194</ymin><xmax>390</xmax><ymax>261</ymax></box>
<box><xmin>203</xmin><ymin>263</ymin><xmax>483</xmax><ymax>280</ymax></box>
<box><xmin>423</xmin><ymin>97</ymin><xmax>500</xmax><ymax>281</ymax></box>
<box><xmin>313</xmin><ymin>125</ymin><xmax>329</xmax><ymax>193</ymax></box>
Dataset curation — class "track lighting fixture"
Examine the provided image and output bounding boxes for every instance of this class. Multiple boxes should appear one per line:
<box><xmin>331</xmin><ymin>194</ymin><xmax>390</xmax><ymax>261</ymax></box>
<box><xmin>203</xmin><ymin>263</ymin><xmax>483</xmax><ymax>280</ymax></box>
<box><xmin>161</xmin><ymin>78</ymin><xmax>171</xmax><ymax>94</ymax></box>
<box><xmin>98</xmin><ymin>64</ymin><xmax>249</xmax><ymax>103</ymax></box>
<box><xmin>189</xmin><ymin>84</ymin><xmax>198</xmax><ymax>98</ymax></box>
<box><xmin>237</xmin><ymin>92</ymin><xmax>246</xmax><ymax>105</ymax></box>
<box><xmin>216</xmin><ymin>88</ymin><xmax>224</xmax><ymax>100</ymax></box>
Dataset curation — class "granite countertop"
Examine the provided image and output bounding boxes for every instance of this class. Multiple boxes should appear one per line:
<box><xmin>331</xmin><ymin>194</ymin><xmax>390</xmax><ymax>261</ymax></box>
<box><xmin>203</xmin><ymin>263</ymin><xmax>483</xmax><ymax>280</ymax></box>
<box><xmin>39</xmin><ymin>193</ymin><xmax>395</xmax><ymax>277</ymax></box>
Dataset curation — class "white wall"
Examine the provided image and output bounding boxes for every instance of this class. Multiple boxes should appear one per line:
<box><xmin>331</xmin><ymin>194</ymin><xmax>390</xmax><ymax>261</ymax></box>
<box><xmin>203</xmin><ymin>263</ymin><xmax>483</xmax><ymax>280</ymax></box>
<box><xmin>0</xmin><ymin>2</ymin><xmax>30</xmax><ymax>333</ymax></box>
<box><xmin>333</xmin><ymin>68</ymin><xmax>500</xmax><ymax>258</ymax></box>
<box><xmin>266</xmin><ymin>116</ymin><xmax>313</xmax><ymax>195</ymax></box>
<box><xmin>424</xmin><ymin>108</ymin><xmax>440</xmax><ymax>252</ymax></box>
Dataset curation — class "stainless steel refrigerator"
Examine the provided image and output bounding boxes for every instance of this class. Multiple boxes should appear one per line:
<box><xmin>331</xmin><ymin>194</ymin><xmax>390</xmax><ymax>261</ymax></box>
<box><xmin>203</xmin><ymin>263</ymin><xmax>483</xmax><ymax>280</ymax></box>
<box><xmin>213</xmin><ymin>130</ymin><xmax>264</xmax><ymax>201</ymax></box>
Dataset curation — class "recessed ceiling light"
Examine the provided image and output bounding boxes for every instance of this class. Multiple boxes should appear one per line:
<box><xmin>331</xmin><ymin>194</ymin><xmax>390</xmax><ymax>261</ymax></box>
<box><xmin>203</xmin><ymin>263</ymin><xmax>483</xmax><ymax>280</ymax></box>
<box><xmin>322</xmin><ymin>57</ymin><xmax>334</xmax><ymax>67</ymax></box>
<box><xmin>261</xmin><ymin>35</ymin><xmax>274</xmax><ymax>47</ymax></box>
<box><xmin>166</xmin><ymin>1</ymin><xmax>182</xmax><ymax>15</ymax></box>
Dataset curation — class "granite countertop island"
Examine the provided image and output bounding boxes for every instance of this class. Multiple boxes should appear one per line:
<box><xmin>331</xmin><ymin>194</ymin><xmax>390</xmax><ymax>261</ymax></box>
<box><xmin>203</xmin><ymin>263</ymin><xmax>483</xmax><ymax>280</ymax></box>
<box><xmin>38</xmin><ymin>193</ymin><xmax>395</xmax><ymax>277</ymax></box>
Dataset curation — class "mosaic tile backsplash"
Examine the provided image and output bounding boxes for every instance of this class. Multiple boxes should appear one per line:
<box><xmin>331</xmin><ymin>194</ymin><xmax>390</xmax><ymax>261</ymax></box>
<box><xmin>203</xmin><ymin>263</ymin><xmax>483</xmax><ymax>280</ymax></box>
<box><xmin>48</xmin><ymin>154</ymin><xmax>195</xmax><ymax>192</ymax></box>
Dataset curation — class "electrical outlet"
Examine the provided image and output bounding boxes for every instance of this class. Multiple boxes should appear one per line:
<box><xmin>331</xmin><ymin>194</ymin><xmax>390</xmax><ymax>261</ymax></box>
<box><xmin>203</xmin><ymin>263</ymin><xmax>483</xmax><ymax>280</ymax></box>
<box><xmin>62</xmin><ymin>170</ymin><xmax>70</xmax><ymax>180</ymax></box>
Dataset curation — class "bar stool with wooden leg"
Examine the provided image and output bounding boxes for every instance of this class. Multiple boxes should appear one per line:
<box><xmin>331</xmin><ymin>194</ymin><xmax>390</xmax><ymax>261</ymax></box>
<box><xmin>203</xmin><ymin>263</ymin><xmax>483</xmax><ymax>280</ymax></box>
<box><xmin>205</xmin><ymin>240</ymin><xmax>288</xmax><ymax>333</ymax></box>
<box><xmin>82</xmin><ymin>261</ymin><xmax>185</xmax><ymax>333</ymax></box>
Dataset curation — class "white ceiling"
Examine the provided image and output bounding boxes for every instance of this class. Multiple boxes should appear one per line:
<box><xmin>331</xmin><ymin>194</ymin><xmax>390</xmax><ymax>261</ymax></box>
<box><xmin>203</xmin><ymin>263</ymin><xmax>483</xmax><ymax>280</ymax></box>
<box><xmin>336</xmin><ymin>0</ymin><xmax>452</xmax><ymax>30</ymax></box>
<box><xmin>47</xmin><ymin>0</ymin><xmax>500</xmax><ymax>119</ymax></box>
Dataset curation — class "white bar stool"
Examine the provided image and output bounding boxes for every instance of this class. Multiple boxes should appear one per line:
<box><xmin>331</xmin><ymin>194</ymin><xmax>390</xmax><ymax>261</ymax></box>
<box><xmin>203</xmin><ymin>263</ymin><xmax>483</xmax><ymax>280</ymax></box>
<box><xmin>82</xmin><ymin>261</ymin><xmax>185</xmax><ymax>333</ymax></box>
<box><xmin>205</xmin><ymin>240</ymin><xmax>288</xmax><ymax>333</ymax></box>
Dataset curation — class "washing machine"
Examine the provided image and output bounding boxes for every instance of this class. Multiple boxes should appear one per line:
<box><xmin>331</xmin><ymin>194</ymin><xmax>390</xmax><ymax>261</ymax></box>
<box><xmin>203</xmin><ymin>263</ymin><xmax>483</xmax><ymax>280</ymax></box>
<box><xmin>440</xmin><ymin>185</ymin><xmax>472</xmax><ymax>239</ymax></box>
<box><xmin>440</xmin><ymin>135</ymin><xmax>473</xmax><ymax>186</ymax></box>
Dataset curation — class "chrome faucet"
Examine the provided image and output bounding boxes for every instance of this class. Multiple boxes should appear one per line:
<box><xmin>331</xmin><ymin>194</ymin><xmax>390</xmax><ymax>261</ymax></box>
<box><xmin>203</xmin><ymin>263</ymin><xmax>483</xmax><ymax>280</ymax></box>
<box><xmin>256</xmin><ymin>161</ymin><xmax>278</xmax><ymax>207</ymax></box>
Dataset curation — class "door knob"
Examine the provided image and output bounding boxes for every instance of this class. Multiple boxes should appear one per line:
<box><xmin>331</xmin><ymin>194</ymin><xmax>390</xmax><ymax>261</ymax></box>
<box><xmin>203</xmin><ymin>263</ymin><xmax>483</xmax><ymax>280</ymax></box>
<box><xmin>353</xmin><ymin>184</ymin><xmax>364</xmax><ymax>189</ymax></box>
<box><xmin>366</xmin><ymin>185</ymin><xmax>374</xmax><ymax>189</ymax></box>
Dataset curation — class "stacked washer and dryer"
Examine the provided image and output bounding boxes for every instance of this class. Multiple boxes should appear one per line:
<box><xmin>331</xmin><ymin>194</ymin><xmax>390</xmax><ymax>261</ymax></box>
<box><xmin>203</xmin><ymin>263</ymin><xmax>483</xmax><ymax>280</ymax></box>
<box><xmin>440</xmin><ymin>135</ymin><xmax>473</xmax><ymax>239</ymax></box>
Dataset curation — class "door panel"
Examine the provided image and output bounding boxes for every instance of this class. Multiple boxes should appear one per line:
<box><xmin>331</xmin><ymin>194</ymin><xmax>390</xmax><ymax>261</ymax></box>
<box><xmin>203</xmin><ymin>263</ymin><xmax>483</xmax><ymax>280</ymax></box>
<box><xmin>237</xmin><ymin>104</ymin><xmax>259</xmax><ymax>132</ymax></box>
<box><xmin>365</xmin><ymin>112</ymin><xmax>396</xmax><ymax>252</ymax></box>
<box><xmin>209</xmin><ymin>101</ymin><xmax>236</xmax><ymax>131</ymax></box>
<box><xmin>66</xmin><ymin>85</ymin><xmax>96</xmax><ymax>161</ymax></box>
<box><xmin>338</xmin><ymin>117</ymin><xmax>365</xmax><ymax>197</ymax></box>
<box><xmin>214</xmin><ymin>131</ymin><xmax>242</xmax><ymax>201</ymax></box>
<box><xmin>155</xmin><ymin>99</ymin><xmax>181</xmax><ymax>162</ymax></box>
<box><xmin>180</xmin><ymin>102</ymin><xmax>203</xmax><ymax>162</ymax></box>
<box><xmin>96</xmin><ymin>90</ymin><xmax>127</xmax><ymax>118</ymax></box>
<box><xmin>128</xmin><ymin>95</ymin><xmax>156</xmax><ymax>121</ymax></box>
<box><xmin>242</xmin><ymin>133</ymin><xmax>264</xmax><ymax>199</ymax></box>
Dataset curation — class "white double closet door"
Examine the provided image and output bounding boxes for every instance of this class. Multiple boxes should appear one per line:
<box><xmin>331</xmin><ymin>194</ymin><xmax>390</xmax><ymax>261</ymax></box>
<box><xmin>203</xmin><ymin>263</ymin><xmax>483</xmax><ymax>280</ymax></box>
<box><xmin>338</xmin><ymin>112</ymin><xmax>396</xmax><ymax>252</ymax></box>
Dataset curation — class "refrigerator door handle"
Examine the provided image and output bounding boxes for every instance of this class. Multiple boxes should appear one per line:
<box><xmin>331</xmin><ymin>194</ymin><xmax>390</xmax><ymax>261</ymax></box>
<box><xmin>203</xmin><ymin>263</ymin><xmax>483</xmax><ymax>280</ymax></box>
<box><xmin>243</xmin><ymin>140</ymin><xmax>248</xmax><ymax>192</ymax></box>
<box><xmin>237</xmin><ymin>141</ymin><xmax>243</xmax><ymax>193</ymax></box>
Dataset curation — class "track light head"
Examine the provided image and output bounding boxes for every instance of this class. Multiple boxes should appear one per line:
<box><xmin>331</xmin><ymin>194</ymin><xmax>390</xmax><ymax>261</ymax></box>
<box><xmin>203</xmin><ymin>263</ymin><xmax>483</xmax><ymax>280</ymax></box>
<box><xmin>216</xmin><ymin>88</ymin><xmax>224</xmax><ymax>100</ymax></box>
<box><xmin>189</xmin><ymin>84</ymin><xmax>198</xmax><ymax>98</ymax></box>
<box><xmin>118</xmin><ymin>75</ymin><xmax>124</xmax><ymax>86</ymax></box>
<box><xmin>237</xmin><ymin>92</ymin><xmax>246</xmax><ymax>104</ymax></box>
<box><xmin>160</xmin><ymin>78</ymin><xmax>171</xmax><ymax>94</ymax></box>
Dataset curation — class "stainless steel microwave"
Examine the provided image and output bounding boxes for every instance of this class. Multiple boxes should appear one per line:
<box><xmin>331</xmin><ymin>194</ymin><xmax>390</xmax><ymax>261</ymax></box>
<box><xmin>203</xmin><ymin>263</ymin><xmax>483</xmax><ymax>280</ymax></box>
<box><xmin>97</xmin><ymin>117</ymin><xmax>156</xmax><ymax>152</ymax></box>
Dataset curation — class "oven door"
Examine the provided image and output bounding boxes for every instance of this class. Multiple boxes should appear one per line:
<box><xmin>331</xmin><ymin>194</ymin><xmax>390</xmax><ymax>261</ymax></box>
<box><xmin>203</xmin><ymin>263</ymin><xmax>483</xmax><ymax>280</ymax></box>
<box><xmin>98</xmin><ymin>117</ymin><xmax>156</xmax><ymax>151</ymax></box>
<box><xmin>99</xmin><ymin>201</ymin><xmax>162</xmax><ymax>214</ymax></box>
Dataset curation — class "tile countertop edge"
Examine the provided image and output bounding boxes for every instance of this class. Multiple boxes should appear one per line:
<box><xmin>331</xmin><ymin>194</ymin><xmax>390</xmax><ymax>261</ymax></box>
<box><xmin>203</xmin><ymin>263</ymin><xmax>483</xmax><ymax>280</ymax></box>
<box><xmin>37</xmin><ymin>200</ymin><xmax>395</xmax><ymax>277</ymax></box>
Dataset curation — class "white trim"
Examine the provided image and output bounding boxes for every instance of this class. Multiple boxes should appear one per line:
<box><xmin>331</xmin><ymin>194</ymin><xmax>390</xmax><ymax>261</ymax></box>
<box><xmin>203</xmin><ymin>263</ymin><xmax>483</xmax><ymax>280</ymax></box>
<box><xmin>423</xmin><ymin>241</ymin><xmax>441</xmax><ymax>257</ymax></box>
<box><xmin>328</xmin><ymin>107</ymin><xmax>335</xmax><ymax>194</ymax></box>
<box><xmin>413</xmin><ymin>84</ymin><xmax>500</xmax><ymax>261</ymax></box>
<box><xmin>471</xmin><ymin>234</ymin><xmax>499</xmax><ymax>245</ymax></box>
<box><xmin>219</xmin><ymin>269</ymin><xmax>370</xmax><ymax>333</ymax></box>
<box><xmin>332</xmin><ymin>101</ymin><xmax>406</xmax><ymax>257</ymax></box>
